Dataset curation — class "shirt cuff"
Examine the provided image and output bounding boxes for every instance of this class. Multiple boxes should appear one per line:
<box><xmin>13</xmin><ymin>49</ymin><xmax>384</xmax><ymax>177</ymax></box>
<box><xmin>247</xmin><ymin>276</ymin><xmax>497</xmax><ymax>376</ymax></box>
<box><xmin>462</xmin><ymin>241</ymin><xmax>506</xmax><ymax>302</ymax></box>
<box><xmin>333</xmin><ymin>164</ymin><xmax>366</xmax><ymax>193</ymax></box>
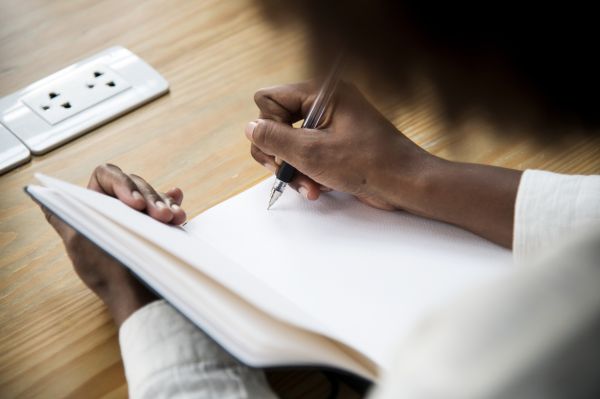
<box><xmin>513</xmin><ymin>169</ymin><xmax>600</xmax><ymax>263</ymax></box>
<box><xmin>119</xmin><ymin>299</ymin><xmax>275</xmax><ymax>398</ymax></box>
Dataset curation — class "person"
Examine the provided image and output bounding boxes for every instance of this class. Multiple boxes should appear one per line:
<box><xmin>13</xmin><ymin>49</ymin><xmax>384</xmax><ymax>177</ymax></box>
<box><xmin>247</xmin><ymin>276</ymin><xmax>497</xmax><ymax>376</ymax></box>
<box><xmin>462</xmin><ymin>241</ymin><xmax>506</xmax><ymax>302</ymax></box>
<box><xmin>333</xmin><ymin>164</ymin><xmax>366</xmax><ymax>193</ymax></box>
<box><xmin>40</xmin><ymin>1</ymin><xmax>600</xmax><ymax>398</ymax></box>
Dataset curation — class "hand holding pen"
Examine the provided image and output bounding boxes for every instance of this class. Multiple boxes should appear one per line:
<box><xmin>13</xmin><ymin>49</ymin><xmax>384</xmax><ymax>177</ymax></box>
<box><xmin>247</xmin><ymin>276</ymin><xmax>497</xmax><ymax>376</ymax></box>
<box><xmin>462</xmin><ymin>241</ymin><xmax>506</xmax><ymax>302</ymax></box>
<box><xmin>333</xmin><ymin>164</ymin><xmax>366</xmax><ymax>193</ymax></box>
<box><xmin>266</xmin><ymin>62</ymin><xmax>344</xmax><ymax>209</ymax></box>
<box><xmin>244</xmin><ymin>78</ymin><xmax>429</xmax><ymax>212</ymax></box>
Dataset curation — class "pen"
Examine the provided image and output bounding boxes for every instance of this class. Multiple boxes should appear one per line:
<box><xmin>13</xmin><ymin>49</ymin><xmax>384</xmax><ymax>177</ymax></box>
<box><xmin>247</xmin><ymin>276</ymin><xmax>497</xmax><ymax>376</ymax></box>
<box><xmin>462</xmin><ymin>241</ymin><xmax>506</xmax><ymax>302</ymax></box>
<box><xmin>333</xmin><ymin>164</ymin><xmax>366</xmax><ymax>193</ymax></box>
<box><xmin>267</xmin><ymin>60</ymin><xmax>343</xmax><ymax>209</ymax></box>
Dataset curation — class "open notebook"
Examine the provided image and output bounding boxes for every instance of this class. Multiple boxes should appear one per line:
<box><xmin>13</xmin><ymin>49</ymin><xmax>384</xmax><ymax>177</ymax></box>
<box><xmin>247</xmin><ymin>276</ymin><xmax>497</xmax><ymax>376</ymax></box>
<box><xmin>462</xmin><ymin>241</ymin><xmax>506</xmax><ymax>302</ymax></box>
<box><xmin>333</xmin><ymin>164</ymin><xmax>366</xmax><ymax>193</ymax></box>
<box><xmin>26</xmin><ymin>174</ymin><xmax>512</xmax><ymax>381</ymax></box>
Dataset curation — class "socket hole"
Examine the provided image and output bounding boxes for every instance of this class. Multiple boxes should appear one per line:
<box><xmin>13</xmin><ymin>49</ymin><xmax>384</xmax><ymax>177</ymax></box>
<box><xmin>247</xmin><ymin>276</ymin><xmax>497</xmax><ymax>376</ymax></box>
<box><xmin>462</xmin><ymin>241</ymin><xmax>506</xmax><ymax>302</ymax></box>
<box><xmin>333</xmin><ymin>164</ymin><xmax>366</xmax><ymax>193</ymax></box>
<box><xmin>48</xmin><ymin>92</ymin><xmax>59</xmax><ymax>99</ymax></box>
<box><xmin>94</xmin><ymin>71</ymin><xmax>104</xmax><ymax>78</ymax></box>
<box><xmin>87</xmin><ymin>83</ymin><xmax>95</xmax><ymax>89</ymax></box>
<box><xmin>41</xmin><ymin>105</ymin><xmax>50</xmax><ymax>111</ymax></box>
<box><xmin>106</xmin><ymin>81</ymin><xmax>116</xmax><ymax>87</ymax></box>
<box><xmin>61</xmin><ymin>102</ymin><xmax>72</xmax><ymax>109</ymax></box>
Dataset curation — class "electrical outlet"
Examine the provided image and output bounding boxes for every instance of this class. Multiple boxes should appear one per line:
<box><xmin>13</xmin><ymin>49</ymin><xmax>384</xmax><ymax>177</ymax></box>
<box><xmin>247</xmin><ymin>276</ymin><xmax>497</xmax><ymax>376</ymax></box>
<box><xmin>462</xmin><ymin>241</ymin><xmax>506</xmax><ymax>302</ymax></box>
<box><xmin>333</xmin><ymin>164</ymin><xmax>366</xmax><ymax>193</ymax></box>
<box><xmin>22</xmin><ymin>65</ymin><xmax>131</xmax><ymax>125</ymax></box>
<box><xmin>0</xmin><ymin>46</ymin><xmax>169</xmax><ymax>154</ymax></box>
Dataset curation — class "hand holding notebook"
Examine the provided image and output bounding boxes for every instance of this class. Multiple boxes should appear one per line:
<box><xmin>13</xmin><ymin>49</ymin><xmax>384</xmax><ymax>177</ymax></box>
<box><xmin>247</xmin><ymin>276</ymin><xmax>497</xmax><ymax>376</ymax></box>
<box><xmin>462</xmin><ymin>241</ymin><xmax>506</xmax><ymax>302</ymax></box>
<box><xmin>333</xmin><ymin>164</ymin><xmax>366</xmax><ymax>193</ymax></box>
<box><xmin>39</xmin><ymin>163</ymin><xmax>185</xmax><ymax>326</ymax></box>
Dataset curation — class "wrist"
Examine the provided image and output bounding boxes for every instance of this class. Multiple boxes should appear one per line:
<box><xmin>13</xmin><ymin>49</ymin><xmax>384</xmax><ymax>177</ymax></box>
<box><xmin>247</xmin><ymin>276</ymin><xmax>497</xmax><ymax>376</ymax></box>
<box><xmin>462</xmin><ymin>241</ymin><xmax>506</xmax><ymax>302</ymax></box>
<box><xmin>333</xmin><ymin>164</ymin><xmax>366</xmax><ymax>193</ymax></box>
<box><xmin>375</xmin><ymin>142</ymin><xmax>447</xmax><ymax>215</ymax></box>
<box><xmin>105</xmin><ymin>275</ymin><xmax>158</xmax><ymax>327</ymax></box>
<box><xmin>402</xmin><ymin>155</ymin><xmax>454</xmax><ymax>217</ymax></box>
<box><xmin>381</xmin><ymin>152</ymin><xmax>521</xmax><ymax>247</ymax></box>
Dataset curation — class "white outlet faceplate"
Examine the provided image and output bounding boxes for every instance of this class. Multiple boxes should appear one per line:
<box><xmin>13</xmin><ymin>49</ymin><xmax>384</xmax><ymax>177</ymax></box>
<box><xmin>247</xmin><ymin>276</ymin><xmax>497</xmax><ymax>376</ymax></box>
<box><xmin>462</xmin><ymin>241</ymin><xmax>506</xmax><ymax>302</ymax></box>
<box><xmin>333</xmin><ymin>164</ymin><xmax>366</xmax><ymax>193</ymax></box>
<box><xmin>0</xmin><ymin>46</ymin><xmax>169</xmax><ymax>154</ymax></box>
<box><xmin>22</xmin><ymin>65</ymin><xmax>131</xmax><ymax>125</ymax></box>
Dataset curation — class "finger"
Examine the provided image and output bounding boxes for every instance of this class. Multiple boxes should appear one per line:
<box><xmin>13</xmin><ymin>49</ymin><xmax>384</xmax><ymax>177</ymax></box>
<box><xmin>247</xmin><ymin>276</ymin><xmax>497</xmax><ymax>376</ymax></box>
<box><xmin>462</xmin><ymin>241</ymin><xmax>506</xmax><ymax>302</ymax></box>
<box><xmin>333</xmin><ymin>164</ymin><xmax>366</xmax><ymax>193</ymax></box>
<box><xmin>129</xmin><ymin>175</ymin><xmax>175</xmax><ymax>223</ymax></box>
<box><xmin>165</xmin><ymin>187</ymin><xmax>184</xmax><ymax>205</ymax></box>
<box><xmin>289</xmin><ymin>174</ymin><xmax>321</xmax><ymax>201</ymax></box>
<box><xmin>161</xmin><ymin>191</ymin><xmax>187</xmax><ymax>225</ymax></box>
<box><xmin>88</xmin><ymin>164</ymin><xmax>145</xmax><ymax>210</ymax></box>
<box><xmin>245</xmin><ymin>119</ymin><xmax>320</xmax><ymax>173</ymax></box>
<box><xmin>254</xmin><ymin>82</ymin><xmax>316</xmax><ymax>123</ymax></box>
<box><xmin>251</xmin><ymin>142</ymin><xmax>321</xmax><ymax>200</ymax></box>
<box><xmin>250</xmin><ymin>144</ymin><xmax>278</xmax><ymax>173</ymax></box>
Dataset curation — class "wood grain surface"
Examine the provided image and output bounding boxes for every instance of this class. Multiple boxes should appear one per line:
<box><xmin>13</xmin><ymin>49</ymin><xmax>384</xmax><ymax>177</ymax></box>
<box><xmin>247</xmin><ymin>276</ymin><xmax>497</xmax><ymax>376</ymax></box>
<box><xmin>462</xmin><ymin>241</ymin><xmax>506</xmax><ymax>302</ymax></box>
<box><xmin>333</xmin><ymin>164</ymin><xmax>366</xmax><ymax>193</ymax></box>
<box><xmin>1</xmin><ymin>1</ymin><xmax>599</xmax><ymax>398</ymax></box>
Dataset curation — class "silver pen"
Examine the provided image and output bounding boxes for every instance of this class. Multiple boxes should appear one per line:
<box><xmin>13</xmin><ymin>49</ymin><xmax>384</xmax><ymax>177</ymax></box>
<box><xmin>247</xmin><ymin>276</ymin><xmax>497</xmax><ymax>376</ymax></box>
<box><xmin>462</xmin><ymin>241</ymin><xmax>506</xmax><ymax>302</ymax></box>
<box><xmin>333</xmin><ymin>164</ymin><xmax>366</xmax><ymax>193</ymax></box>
<box><xmin>267</xmin><ymin>60</ymin><xmax>343</xmax><ymax>209</ymax></box>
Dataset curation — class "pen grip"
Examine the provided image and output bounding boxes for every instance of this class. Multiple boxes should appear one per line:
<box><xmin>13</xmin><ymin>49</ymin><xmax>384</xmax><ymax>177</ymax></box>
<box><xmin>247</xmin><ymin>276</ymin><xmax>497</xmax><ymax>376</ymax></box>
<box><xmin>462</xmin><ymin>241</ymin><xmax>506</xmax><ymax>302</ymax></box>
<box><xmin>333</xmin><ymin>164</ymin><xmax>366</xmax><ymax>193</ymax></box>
<box><xmin>276</xmin><ymin>161</ymin><xmax>297</xmax><ymax>183</ymax></box>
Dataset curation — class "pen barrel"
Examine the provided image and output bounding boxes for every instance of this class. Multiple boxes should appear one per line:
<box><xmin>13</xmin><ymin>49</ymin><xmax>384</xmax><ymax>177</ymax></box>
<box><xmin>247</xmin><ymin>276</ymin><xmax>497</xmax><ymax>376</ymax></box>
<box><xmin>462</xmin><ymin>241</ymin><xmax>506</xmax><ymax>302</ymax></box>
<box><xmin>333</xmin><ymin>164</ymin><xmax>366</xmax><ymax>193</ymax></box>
<box><xmin>276</xmin><ymin>162</ymin><xmax>297</xmax><ymax>183</ymax></box>
<box><xmin>273</xmin><ymin>56</ymin><xmax>343</xmax><ymax>188</ymax></box>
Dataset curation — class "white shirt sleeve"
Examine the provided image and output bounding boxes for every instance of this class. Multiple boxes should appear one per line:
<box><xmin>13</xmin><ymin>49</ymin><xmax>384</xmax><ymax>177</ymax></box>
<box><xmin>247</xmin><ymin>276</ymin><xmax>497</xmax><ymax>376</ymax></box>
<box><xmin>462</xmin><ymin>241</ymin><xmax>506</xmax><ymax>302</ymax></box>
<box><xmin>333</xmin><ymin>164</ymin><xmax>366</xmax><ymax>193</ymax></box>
<box><xmin>369</xmin><ymin>227</ymin><xmax>600</xmax><ymax>399</ymax></box>
<box><xmin>513</xmin><ymin>169</ymin><xmax>600</xmax><ymax>262</ymax></box>
<box><xmin>119</xmin><ymin>300</ymin><xmax>277</xmax><ymax>399</ymax></box>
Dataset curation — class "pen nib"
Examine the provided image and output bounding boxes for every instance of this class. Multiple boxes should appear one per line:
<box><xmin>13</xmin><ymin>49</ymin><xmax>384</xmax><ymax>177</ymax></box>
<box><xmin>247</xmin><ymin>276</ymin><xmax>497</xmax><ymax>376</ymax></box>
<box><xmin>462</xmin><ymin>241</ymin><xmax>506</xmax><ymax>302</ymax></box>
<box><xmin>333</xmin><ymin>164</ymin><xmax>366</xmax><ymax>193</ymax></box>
<box><xmin>267</xmin><ymin>180</ymin><xmax>286</xmax><ymax>210</ymax></box>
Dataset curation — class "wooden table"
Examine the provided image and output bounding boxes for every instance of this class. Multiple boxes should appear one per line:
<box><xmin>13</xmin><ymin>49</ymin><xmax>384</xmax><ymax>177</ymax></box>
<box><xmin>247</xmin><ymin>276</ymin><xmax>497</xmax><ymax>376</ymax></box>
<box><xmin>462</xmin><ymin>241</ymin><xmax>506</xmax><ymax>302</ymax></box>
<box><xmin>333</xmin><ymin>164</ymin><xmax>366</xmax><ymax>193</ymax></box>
<box><xmin>1</xmin><ymin>1</ymin><xmax>599</xmax><ymax>398</ymax></box>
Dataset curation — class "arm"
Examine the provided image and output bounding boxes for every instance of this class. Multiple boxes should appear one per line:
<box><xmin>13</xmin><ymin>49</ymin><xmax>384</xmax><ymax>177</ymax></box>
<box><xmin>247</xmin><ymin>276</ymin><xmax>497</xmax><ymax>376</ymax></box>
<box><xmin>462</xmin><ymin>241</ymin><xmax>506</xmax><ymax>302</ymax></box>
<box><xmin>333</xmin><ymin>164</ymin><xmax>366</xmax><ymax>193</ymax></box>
<box><xmin>402</xmin><ymin>158</ymin><xmax>522</xmax><ymax>248</ymax></box>
<box><xmin>247</xmin><ymin>82</ymin><xmax>521</xmax><ymax>248</ymax></box>
<box><xmin>40</xmin><ymin>164</ymin><xmax>276</xmax><ymax>399</ymax></box>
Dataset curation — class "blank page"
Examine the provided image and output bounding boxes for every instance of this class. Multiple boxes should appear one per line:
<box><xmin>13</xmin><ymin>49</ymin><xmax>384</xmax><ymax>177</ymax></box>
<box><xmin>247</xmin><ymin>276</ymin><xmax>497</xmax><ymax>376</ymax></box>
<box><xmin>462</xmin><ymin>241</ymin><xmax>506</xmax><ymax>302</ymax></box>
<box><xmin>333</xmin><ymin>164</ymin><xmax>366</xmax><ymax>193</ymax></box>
<box><xmin>27</xmin><ymin>183</ymin><xmax>374</xmax><ymax>379</ymax></box>
<box><xmin>185</xmin><ymin>178</ymin><xmax>513</xmax><ymax>369</ymax></box>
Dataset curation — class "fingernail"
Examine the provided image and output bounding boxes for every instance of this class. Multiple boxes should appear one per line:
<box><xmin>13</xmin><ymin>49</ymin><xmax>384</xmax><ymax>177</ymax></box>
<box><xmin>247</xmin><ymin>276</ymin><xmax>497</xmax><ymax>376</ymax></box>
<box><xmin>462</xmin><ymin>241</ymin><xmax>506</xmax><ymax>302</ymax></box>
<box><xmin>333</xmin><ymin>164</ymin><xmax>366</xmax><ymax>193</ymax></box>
<box><xmin>245</xmin><ymin>121</ymin><xmax>257</xmax><ymax>140</ymax></box>
<box><xmin>132</xmin><ymin>191</ymin><xmax>143</xmax><ymax>201</ymax></box>
<box><xmin>299</xmin><ymin>186</ymin><xmax>309</xmax><ymax>199</ymax></box>
<box><xmin>171</xmin><ymin>204</ymin><xmax>180</xmax><ymax>211</ymax></box>
<box><xmin>155</xmin><ymin>201</ymin><xmax>167</xmax><ymax>209</ymax></box>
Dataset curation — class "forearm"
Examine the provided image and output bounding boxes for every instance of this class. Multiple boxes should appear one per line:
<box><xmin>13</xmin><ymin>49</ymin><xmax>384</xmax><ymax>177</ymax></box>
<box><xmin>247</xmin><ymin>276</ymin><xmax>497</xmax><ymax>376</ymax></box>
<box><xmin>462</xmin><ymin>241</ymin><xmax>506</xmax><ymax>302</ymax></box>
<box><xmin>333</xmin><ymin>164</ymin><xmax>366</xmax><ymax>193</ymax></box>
<box><xmin>389</xmin><ymin>155</ymin><xmax>522</xmax><ymax>248</ymax></box>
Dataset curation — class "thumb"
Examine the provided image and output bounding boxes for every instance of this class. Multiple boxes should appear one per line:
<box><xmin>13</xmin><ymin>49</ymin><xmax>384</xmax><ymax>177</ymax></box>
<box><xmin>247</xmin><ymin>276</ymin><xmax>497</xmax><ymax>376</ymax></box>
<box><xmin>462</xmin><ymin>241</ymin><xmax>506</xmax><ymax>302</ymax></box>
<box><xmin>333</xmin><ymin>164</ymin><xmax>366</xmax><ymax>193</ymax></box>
<box><xmin>245</xmin><ymin>119</ymin><xmax>317</xmax><ymax>169</ymax></box>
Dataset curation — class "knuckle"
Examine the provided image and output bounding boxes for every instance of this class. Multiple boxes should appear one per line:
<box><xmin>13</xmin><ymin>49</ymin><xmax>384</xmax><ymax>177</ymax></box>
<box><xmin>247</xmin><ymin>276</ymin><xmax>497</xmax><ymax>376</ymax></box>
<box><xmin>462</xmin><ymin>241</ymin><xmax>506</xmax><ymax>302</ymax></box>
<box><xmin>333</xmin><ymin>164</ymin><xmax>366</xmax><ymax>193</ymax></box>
<box><xmin>253</xmin><ymin>88</ymin><xmax>269</xmax><ymax>105</ymax></box>
<box><xmin>145</xmin><ymin>190</ymin><xmax>160</xmax><ymax>201</ymax></box>
<box><xmin>94</xmin><ymin>163</ymin><xmax>109</xmax><ymax>175</ymax></box>
<box><xmin>254</xmin><ymin>89</ymin><xmax>265</xmax><ymax>105</ymax></box>
<box><xmin>130</xmin><ymin>175</ymin><xmax>159</xmax><ymax>199</ymax></box>
<box><xmin>250</xmin><ymin>145</ymin><xmax>262</xmax><ymax>162</ymax></box>
<box><xmin>146</xmin><ymin>190</ymin><xmax>159</xmax><ymax>200</ymax></box>
<box><xmin>105</xmin><ymin>163</ymin><xmax>121</xmax><ymax>171</ymax></box>
<box><xmin>119</xmin><ymin>172</ymin><xmax>135</xmax><ymax>187</ymax></box>
<box><xmin>129</xmin><ymin>173</ymin><xmax>146</xmax><ymax>185</ymax></box>
<box><xmin>253</xmin><ymin>121</ymin><xmax>270</xmax><ymax>147</ymax></box>
<box><xmin>97</xmin><ymin>163</ymin><xmax>120</xmax><ymax>175</ymax></box>
<box><xmin>159</xmin><ymin>193</ymin><xmax>171</xmax><ymax>204</ymax></box>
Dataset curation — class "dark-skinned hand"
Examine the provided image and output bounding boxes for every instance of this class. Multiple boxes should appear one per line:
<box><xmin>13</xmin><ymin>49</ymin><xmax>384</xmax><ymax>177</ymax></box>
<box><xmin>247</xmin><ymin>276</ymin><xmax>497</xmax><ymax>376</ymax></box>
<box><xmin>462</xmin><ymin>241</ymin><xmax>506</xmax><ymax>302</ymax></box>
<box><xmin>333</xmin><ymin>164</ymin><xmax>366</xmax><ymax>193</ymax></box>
<box><xmin>246</xmin><ymin>81</ymin><xmax>431</xmax><ymax>210</ymax></box>
<box><xmin>40</xmin><ymin>164</ymin><xmax>186</xmax><ymax>326</ymax></box>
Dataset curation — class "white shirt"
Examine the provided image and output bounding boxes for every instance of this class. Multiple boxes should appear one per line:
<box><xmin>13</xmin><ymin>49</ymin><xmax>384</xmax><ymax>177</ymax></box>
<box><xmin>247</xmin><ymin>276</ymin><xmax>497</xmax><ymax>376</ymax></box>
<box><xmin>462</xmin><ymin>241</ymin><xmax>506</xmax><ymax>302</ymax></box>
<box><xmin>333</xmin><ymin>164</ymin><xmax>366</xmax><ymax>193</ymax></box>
<box><xmin>119</xmin><ymin>170</ymin><xmax>600</xmax><ymax>398</ymax></box>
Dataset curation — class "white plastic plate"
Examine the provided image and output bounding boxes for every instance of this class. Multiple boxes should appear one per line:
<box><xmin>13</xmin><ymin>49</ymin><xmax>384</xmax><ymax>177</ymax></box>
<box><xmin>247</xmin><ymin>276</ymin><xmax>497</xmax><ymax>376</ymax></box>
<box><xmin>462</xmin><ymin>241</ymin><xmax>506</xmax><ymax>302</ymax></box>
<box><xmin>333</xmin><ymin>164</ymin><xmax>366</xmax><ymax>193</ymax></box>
<box><xmin>0</xmin><ymin>46</ymin><xmax>169</xmax><ymax>155</ymax></box>
<box><xmin>0</xmin><ymin>123</ymin><xmax>30</xmax><ymax>175</ymax></box>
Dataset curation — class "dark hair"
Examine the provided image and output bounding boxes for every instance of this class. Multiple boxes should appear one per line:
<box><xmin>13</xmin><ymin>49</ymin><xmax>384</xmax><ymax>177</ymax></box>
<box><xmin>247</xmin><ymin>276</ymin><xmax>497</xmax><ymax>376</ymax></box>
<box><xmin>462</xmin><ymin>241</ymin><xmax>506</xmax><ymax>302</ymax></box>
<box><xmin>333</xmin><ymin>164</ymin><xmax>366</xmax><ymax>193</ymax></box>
<box><xmin>259</xmin><ymin>0</ymin><xmax>600</xmax><ymax>134</ymax></box>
